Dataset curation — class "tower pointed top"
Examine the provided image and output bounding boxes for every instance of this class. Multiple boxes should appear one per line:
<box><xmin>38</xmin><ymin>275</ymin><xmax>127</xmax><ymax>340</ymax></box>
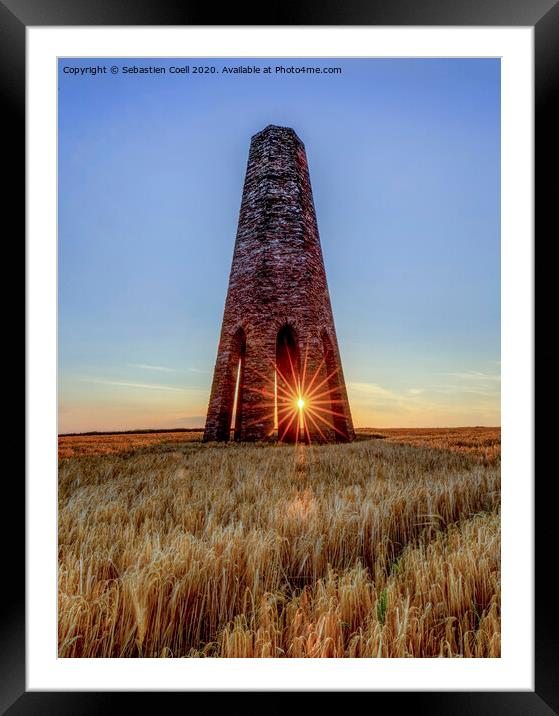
<box><xmin>252</xmin><ymin>125</ymin><xmax>304</xmax><ymax>145</ymax></box>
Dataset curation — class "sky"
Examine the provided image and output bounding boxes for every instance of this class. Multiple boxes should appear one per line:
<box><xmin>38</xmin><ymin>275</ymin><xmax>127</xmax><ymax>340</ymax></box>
<box><xmin>58</xmin><ymin>57</ymin><xmax>500</xmax><ymax>433</ymax></box>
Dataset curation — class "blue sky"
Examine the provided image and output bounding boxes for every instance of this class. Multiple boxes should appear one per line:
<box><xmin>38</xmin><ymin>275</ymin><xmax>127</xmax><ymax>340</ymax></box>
<box><xmin>58</xmin><ymin>57</ymin><xmax>500</xmax><ymax>432</ymax></box>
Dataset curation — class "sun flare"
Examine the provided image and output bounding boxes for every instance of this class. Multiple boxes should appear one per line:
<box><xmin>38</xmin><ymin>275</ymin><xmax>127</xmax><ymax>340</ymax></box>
<box><xmin>242</xmin><ymin>342</ymin><xmax>350</xmax><ymax>444</ymax></box>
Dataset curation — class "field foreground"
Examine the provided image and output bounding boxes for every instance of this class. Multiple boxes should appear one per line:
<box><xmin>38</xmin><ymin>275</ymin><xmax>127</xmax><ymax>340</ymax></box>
<box><xmin>58</xmin><ymin>428</ymin><xmax>500</xmax><ymax>657</ymax></box>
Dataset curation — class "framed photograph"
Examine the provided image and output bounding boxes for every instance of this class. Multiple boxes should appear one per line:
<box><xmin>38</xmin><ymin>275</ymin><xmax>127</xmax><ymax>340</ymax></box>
<box><xmin>10</xmin><ymin>0</ymin><xmax>551</xmax><ymax>711</ymax></box>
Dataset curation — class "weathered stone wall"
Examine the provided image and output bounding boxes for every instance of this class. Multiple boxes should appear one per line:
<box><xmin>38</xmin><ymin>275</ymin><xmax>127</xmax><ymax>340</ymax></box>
<box><xmin>204</xmin><ymin>125</ymin><xmax>354</xmax><ymax>443</ymax></box>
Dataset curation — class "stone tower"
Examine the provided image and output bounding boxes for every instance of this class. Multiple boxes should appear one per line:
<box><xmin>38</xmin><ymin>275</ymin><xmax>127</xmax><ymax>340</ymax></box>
<box><xmin>204</xmin><ymin>125</ymin><xmax>354</xmax><ymax>443</ymax></box>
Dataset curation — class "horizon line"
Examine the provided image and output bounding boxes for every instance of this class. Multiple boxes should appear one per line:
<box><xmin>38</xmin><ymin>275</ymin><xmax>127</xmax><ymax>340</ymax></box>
<box><xmin>58</xmin><ymin>424</ymin><xmax>501</xmax><ymax>437</ymax></box>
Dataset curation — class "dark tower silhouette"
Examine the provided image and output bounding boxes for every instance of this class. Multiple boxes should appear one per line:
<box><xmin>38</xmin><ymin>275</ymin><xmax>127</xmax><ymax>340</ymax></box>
<box><xmin>204</xmin><ymin>125</ymin><xmax>354</xmax><ymax>443</ymax></box>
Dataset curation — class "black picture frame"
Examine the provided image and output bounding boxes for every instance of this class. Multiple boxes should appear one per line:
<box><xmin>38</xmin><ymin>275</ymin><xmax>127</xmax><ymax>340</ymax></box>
<box><xmin>8</xmin><ymin>0</ymin><xmax>550</xmax><ymax>711</ymax></box>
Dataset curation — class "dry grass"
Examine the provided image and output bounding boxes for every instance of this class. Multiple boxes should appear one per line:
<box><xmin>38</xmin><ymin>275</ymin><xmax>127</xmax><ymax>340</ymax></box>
<box><xmin>58</xmin><ymin>426</ymin><xmax>500</xmax><ymax>460</ymax></box>
<box><xmin>356</xmin><ymin>427</ymin><xmax>501</xmax><ymax>461</ymax></box>
<box><xmin>58</xmin><ymin>431</ymin><xmax>500</xmax><ymax>658</ymax></box>
<box><xmin>58</xmin><ymin>430</ymin><xmax>202</xmax><ymax>459</ymax></box>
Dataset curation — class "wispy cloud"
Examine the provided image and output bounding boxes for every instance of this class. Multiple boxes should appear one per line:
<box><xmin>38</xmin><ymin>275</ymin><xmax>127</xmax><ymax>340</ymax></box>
<box><xmin>434</xmin><ymin>369</ymin><xmax>501</xmax><ymax>398</ymax></box>
<box><xmin>348</xmin><ymin>381</ymin><xmax>436</xmax><ymax>414</ymax></box>
<box><xmin>128</xmin><ymin>363</ymin><xmax>177</xmax><ymax>373</ymax></box>
<box><xmin>432</xmin><ymin>384</ymin><xmax>498</xmax><ymax>397</ymax></box>
<box><xmin>128</xmin><ymin>363</ymin><xmax>208</xmax><ymax>374</ymax></box>
<box><xmin>444</xmin><ymin>371</ymin><xmax>500</xmax><ymax>382</ymax></box>
<box><xmin>346</xmin><ymin>377</ymin><xmax>500</xmax><ymax>427</ymax></box>
<box><xmin>348</xmin><ymin>382</ymin><xmax>398</xmax><ymax>400</ymax></box>
<box><xmin>86</xmin><ymin>379</ymin><xmax>202</xmax><ymax>394</ymax></box>
<box><xmin>348</xmin><ymin>383</ymin><xmax>429</xmax><ymax>403</ymax></box>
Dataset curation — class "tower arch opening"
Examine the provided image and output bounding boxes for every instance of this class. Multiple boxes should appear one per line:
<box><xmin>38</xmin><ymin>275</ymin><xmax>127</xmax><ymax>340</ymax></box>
<box><xmin>276</xmin><ymin>324</ymin><xmax>301</xmax><ymax>443</ymax></box>
<box><xmin>213</xmin><ymin>326</ymin><xmax>246</xmax><ymax>442</ymax></box>
<box><xmin>230</xmin><ymin>327</ymin><xmax>247</xmax><ymax>441</ymax></box>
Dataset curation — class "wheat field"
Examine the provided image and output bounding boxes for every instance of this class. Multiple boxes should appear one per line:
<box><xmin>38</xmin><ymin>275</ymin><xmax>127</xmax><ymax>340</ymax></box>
<box><xmin>58</xmin><ymin>429</ymin><xmax>500</xmax><ymax>658</ymax></box>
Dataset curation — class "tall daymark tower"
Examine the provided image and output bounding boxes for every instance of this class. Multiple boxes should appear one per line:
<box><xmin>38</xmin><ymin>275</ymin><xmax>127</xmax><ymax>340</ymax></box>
<box><xmin>204</xmin><ymin>125</ymin><xmax>354</xmax><ymax>443</ymax></box>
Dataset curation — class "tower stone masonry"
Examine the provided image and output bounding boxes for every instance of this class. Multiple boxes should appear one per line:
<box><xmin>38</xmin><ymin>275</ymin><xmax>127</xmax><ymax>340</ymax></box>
<box><xmin>204</xmin><ymin>125</ymin><xmax>354</xmax><ymax>443</ymax></box>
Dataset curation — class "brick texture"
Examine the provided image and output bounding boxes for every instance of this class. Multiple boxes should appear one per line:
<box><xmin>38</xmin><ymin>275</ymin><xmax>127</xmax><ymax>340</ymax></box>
<box><xmin>203</xmin><ymin>125</ymin><xmax>354</xmax><ymax>443</ymax></box>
